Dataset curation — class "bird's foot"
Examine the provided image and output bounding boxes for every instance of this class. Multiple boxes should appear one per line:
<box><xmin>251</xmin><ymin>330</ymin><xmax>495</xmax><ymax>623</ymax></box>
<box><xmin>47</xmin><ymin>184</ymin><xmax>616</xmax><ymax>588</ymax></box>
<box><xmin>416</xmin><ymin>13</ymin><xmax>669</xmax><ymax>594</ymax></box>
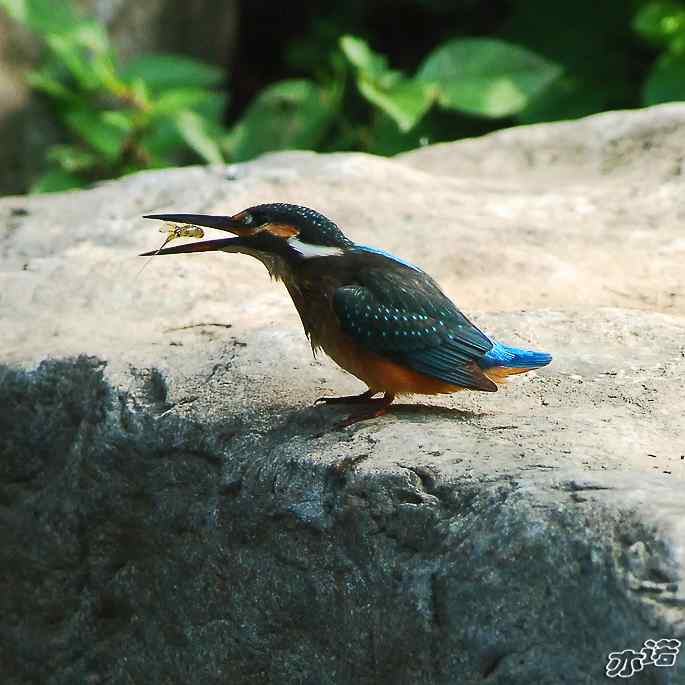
<box><xmin>314</xmin><ymin>389</ymin><xmax>377</xmax><ymax>405</ymax></box>
<box><xmin>335</xmin><ymin>393</ymin><xmax>395</xmax><ymax>429</ymax></box>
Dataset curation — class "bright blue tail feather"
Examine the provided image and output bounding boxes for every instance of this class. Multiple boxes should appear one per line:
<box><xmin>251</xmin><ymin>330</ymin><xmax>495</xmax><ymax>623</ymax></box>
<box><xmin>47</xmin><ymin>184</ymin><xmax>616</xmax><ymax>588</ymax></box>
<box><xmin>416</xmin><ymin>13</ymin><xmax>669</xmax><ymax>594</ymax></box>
<box><xmin>480</xmin><ymin>341</ymin><xmax>552</xmax><ymax>369</ymax></box>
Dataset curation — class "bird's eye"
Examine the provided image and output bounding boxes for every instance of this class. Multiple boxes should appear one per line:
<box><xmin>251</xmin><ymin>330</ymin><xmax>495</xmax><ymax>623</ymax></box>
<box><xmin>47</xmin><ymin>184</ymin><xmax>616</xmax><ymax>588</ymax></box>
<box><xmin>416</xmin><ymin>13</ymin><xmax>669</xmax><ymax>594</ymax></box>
<box><xmin>242</xmin><ymin>212</ymin><xmax>254</xmax><ymax>225</ymax></box>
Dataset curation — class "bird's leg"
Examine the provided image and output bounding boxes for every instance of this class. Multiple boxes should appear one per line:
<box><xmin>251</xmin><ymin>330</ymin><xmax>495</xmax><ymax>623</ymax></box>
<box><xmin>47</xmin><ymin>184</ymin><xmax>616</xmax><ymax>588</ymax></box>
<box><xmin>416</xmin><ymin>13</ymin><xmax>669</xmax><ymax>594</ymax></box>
<box><xmin>314</xmin><ymin>389</ymin><xmax>377</xmax><ymax>405</ymax></box>
<box><xmin>336</xmin><ymin>392</ymin><xmax>396</xmax><ymax>428</ymax></box>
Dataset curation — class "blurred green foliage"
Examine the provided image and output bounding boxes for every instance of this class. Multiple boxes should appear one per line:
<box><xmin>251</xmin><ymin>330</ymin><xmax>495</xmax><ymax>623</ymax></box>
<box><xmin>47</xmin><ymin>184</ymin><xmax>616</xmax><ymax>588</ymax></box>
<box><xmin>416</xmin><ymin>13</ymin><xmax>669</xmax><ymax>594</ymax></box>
<box><xmin>0</xmin><ymin>0</ymin><xmax>228</xmax><ymax>191</ymax></box>
<box><xmin>2</xmin><ymin>0</ymin><xmax>685</xmax><ymax>193</ymax></box>
<box><xmin>636</xmin><ymin>1</ymin><xmax>685</xmax><ymax>103</ymax></box>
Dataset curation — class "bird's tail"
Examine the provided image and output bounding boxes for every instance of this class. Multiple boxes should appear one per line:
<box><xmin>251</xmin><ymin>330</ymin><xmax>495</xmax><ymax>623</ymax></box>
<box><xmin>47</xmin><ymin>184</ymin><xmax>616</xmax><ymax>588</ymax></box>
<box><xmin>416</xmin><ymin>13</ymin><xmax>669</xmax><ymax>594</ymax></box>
<box><xmin>479</xmin><ymin>341</ymin><xmax>552</xmax><ymax>383</ymax></box>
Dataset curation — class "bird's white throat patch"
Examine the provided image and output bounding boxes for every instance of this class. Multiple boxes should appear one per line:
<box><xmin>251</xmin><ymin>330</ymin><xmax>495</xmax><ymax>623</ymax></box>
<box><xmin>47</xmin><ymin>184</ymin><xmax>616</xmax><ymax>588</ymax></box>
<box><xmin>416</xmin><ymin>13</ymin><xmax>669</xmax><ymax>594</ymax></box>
<box><xmin>287</xmin><ymin>237</ymin><xmax>345</xmax><ymax>258</ymax></box>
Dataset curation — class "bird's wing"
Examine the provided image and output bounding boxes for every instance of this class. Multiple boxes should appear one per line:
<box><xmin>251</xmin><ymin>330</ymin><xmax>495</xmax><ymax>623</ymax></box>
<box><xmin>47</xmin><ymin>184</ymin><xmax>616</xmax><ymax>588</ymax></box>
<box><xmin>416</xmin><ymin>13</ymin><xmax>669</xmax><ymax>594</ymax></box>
<box><xmin>332</xmin><ymin>266</ymin><xmax>497</xmax><ymax>391</ymax></box>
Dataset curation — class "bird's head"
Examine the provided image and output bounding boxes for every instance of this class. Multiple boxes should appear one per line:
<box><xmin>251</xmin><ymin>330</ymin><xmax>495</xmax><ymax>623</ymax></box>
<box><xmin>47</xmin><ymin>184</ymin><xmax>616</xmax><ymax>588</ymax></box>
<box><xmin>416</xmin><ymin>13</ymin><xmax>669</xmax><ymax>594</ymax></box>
<box><xmin>140</xmin><ymin>203</ymin><xmax>353</xmax><ymax>272</ymax></box>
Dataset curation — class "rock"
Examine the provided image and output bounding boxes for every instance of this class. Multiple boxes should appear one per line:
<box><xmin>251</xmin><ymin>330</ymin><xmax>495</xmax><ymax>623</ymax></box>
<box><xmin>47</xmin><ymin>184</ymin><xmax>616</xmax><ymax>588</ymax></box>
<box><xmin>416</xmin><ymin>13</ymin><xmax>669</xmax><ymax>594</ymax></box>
<box><xmin>1</xmin><ymin>104</ymin><xmax>684</xmax><ymax>684</ymax></box>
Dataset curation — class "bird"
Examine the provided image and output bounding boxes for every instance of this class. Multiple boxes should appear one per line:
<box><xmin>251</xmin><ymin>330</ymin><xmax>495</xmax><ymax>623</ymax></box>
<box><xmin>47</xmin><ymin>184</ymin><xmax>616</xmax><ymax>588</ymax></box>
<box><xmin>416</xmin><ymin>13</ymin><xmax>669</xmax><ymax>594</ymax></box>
<box><xmin>140</xmin><ymin>203</ymin><xmax>551</xmax><ymax>427</ymax></box>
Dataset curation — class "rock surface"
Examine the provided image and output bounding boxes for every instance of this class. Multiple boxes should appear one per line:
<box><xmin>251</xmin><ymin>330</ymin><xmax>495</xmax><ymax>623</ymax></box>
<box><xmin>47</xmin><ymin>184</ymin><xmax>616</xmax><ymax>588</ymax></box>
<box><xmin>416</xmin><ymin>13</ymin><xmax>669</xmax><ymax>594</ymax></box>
<box><xmin>1</xmin><ymin>104</ymin><xmax>684</xmax><ymax>684</ymax></box>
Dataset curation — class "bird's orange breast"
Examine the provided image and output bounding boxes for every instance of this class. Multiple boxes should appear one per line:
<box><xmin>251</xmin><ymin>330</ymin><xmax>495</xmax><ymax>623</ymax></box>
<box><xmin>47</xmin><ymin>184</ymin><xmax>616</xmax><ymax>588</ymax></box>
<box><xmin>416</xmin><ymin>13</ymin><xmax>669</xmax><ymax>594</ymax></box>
<box><xmin>323</xmin><ymin>333</ymin><xmax>464</xmax><ymax>396</ymax></box>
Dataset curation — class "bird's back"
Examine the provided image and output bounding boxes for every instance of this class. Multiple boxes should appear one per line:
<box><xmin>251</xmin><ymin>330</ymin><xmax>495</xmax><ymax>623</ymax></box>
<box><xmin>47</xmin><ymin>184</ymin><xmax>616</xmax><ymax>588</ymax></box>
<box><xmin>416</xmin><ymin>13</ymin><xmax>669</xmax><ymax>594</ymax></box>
<box><xmin>296</xmin><ymin>247</ymin><xmax>551</xmax><ymax>393</ymax></box>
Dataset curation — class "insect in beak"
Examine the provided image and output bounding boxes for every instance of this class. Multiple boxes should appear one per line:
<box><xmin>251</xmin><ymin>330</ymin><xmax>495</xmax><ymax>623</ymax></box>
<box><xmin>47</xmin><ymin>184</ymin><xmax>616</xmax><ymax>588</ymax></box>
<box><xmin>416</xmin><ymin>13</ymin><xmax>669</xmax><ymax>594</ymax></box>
<box><xmin>136</xmin><ymin>222</ymin><xmax>205</xmax><ymax>279</ymax></box>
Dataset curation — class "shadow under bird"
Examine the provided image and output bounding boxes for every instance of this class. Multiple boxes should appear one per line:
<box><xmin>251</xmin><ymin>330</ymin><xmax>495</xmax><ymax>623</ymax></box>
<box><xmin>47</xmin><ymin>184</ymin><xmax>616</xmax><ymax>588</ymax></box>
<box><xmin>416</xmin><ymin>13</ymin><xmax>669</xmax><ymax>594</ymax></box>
<box><xmin>141</xmin><ymin>204</ymin><xmax>552</xmax><ymax>426</ymax></box>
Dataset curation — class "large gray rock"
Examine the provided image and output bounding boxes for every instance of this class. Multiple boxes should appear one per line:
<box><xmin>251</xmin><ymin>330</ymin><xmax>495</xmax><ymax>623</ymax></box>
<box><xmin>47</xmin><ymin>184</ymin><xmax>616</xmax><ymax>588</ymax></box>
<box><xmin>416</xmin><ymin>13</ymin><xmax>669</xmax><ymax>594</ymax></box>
<box><xmin>1</xmin><ymin>104</ymin><xmax>684</xmax><ymax>684</ymax></box>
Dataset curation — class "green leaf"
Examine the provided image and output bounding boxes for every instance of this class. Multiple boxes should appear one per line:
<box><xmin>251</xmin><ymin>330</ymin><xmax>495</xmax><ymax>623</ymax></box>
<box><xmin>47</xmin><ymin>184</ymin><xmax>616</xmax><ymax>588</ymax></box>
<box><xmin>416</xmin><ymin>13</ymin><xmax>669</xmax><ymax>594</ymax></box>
<box><xmin>339</xmin><ymin>35</ymin><xmax>388</xmax><ymax>77</ymax></box>
<box><xmin>517</xmin><ymin>75</ymin><xmax>609</xmax><ymax>124</ymax></box>
<box><xmin>127</xmin><ymin>78</ymin><xmax>151</xmax><ymax>108</ymax></box>
<box><xmin>139</xmin><ymin>118</ymin><xmax>187</xmax><ymax>167</ymax></box>
<box><xmin>100</xmin><ymin>110</ymin><xmax>135</xmax><ymax>130</ymax></box>
<box><xmin>367</xmin><ymin>112</ymin><xmax>433</xmax><ymax>156</ymax></box>
<box><xmin>121</xmin><ymin>54</ymin><xmax>224</xmax><ymax>92</ymax></box>
<box><xmin>0</xmin><ymin>0</ymin><xmax>80</xmax><ymax>35</ymax></box>
<box><xmin>192</xmin><ymin>92</ymin><xmax>228</xmax><ymax>121</ymax></box>
<box><xmin>47</xmin><ymin>144</ymin><xmax>99</xmax><ymax>172</ymax></box>
<box><xmin>357</xmin><ymin>76</ymin><xmax>436</xmax><ymax>132</ymax></box>
<box><xmin>1</xmin><ymin>0</ymin><xmax>111</xmax><ymax>66</ymax></box>
<box><xmin>633</xmin><ymin>1</ymin><xmax>685</xmax><ymax>48</ymax></box>
<box><xmin>30</xmin><ymin>168</ymin><xmax>87</xmax><ymax>193</ymax></box>
<box><xmin>151</xmin><ymin>88</ymin><xmax>216</xmax><ymax>117</ymax></box>
<box><xmin>69</xmin><ymin>19</ymin><xmax>110</xmax><ymax>53</ymax></box>
<box><xmin>45</xmin><ymin>34</ymin><xmax>102</xmax><ymax>89</ymax></box>
<box><xmin>89</xmin><ymin>52</ymin><xmax>122</xmax><ymax>93</ymax></box>
<box><xmin>26</xmin><ymin>68</ymin><xmax>72</xmax><ymax>98</ymax></box>
<box><xmin>417</xmin><ymin>38</ymin><xmax>562</xmax><ymax>118</ymax></box>
<box><xmin>63</xmin><ymin>108</ymin><xmax>132</xmax><ymax>160</ymax></box>
<box><xmin>340</xmin><ymin>35</ymin><xmax>434</xmax><ymax>131</ymax></box>
<box><xmin>642</xmin><ymin>52</ymin><xmax>685</xmax><ymax>104</ymax></box>
<box><xmin>226</xmin><ymin>79</ymin><xmax>336</xmax><ymax>162</ymax></box>
<box><xmin>174</xmin><ymin>110</ymin><xmax>224</xmax><ymax>164</ymax></box>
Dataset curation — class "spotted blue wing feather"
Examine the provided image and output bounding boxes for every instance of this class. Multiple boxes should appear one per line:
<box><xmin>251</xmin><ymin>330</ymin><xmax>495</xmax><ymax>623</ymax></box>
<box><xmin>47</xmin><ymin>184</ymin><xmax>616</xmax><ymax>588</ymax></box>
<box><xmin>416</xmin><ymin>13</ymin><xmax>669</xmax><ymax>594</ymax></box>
<box><xmin>333</xmin><ymin>264</ymin><xmax>497</xmax><ymax>391</ymax></box>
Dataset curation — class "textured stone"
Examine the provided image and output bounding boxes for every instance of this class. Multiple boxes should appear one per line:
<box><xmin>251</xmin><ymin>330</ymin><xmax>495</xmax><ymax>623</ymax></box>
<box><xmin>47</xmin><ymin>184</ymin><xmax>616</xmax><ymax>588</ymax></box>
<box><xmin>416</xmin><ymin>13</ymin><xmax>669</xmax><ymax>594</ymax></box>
<box><xmin>1</xmin><ymin>104</ymin><xmax>684</xmax><ymax>684</ymax></box>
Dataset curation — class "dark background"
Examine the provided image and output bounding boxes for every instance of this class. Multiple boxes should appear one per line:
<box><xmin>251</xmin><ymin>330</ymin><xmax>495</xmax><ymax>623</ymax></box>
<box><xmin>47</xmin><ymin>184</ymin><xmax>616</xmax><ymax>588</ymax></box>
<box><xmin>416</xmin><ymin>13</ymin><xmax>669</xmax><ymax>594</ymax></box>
<box><xmin>0</xmin><ymin>0</ymin><xmax>682</xmax><ymax>195</ymax></box>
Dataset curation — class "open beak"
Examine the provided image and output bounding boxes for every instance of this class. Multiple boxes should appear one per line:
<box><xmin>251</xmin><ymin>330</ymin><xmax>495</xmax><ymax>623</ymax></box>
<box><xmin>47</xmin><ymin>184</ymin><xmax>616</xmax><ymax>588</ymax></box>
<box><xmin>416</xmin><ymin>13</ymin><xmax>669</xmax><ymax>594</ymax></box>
<box><xmin>142</xmin><ymin>213</ymin><xmax>247</xmax><ymax>233</ymax></box>
<box><xmin>139</xmin><ymin>213</ymin><xmax>249</xmax><ymax>257</ymax></box>
<box><xmin>139</xmin><ymin>237</ymin><xmax>245</xmax><ymax>256</ymax></box>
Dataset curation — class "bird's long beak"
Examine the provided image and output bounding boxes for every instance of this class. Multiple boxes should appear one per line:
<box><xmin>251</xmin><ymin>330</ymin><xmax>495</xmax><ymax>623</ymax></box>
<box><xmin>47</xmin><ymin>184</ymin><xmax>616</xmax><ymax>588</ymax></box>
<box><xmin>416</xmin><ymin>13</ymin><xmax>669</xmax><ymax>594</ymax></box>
<box><xmin>139</xmin><ymin>237</ymin><xmax>246</xmax><ymax>257</ymax></box>
<box><xmin>140</xmin><ymin>212</ymin><xmax>251</xmax><ymax>256</ymax></box>
<box><xmin>143</xmin><ymin>213</ymin><xmax>249</xmax><ymax>234</ymax></box>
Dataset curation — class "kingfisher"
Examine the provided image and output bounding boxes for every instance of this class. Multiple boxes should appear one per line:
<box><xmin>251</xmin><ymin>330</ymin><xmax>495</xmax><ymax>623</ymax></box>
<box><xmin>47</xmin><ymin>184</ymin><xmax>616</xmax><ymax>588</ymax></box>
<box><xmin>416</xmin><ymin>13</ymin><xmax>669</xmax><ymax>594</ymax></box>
<box><xmin>141</xmin><ymin>203</ymin><xmax>551</xmax><ymax>426</ymax></box>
